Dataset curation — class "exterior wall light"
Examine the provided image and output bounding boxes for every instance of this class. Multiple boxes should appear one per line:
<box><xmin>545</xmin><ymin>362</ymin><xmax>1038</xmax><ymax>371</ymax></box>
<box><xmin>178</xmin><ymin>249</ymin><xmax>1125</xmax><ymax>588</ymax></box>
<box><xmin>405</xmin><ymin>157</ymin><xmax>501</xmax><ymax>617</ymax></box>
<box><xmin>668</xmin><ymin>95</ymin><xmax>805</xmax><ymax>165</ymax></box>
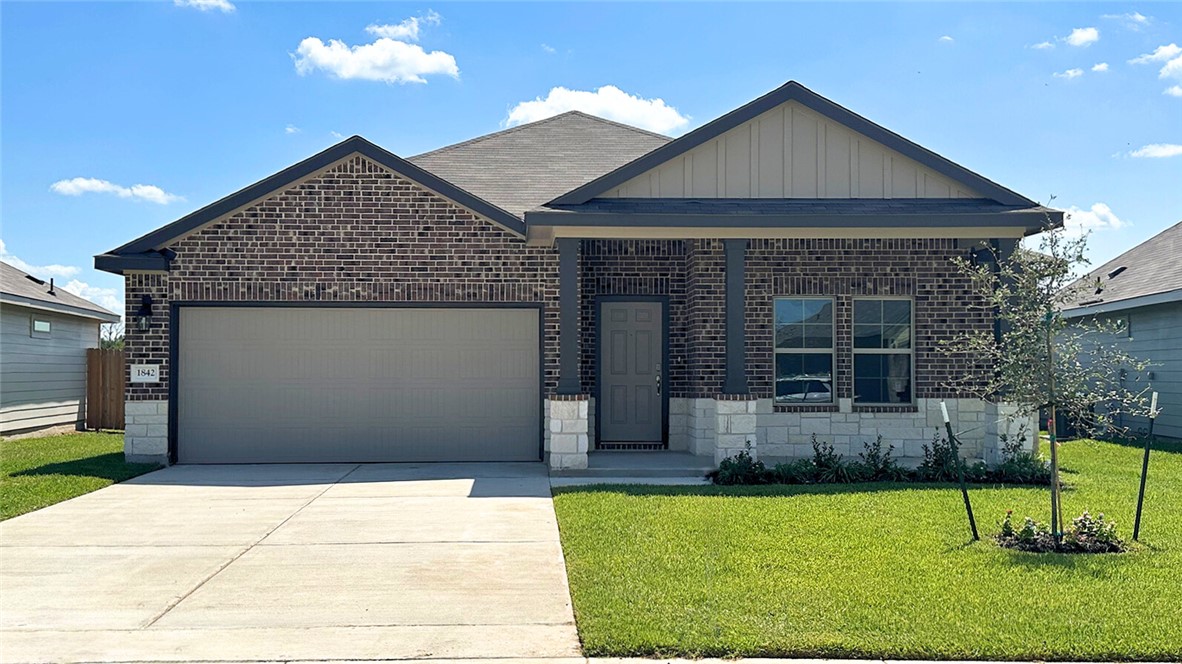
<box><xmin>135</xmin><ymin>294</ymin><xmax>153</xmax><ymax>331</ymax></box>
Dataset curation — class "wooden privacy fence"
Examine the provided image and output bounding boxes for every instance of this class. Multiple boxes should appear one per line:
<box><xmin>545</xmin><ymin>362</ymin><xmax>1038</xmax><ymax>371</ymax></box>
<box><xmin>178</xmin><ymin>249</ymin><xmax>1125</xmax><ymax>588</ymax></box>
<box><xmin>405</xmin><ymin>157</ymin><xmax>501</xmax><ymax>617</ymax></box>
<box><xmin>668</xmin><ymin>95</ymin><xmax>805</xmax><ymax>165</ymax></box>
<box><xmin>87</xmin><ymin>348</ymin><xmax>125</xmax><ymax>430</ymax></box>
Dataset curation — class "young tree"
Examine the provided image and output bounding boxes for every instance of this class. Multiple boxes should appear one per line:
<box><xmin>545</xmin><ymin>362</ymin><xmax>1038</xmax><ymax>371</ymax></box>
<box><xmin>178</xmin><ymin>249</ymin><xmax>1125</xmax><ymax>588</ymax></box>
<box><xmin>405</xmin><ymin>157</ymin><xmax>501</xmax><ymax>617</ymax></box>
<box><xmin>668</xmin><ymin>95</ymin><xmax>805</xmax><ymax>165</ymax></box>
<box><xmin>943</xmin><ymin>216</ymin><xmax>1152</xmax><ymax>539</ymax></box>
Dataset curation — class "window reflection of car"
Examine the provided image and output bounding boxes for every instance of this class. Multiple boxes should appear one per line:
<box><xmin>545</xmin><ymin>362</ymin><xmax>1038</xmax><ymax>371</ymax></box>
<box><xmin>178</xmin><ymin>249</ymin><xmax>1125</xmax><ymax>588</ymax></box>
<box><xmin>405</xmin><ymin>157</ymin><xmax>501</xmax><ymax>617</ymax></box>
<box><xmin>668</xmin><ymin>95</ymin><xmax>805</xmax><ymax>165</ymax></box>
<box><xmin>775</xmin><ymin>376</ymin><xmax>832</xmax><ymax>403</ymax></box>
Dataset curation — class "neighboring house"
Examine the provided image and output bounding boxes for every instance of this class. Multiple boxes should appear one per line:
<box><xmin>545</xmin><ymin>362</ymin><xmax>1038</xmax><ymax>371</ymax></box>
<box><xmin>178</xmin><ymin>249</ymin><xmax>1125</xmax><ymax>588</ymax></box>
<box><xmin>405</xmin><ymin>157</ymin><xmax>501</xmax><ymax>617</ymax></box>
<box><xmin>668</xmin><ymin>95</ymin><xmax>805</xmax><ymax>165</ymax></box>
<box><xmin>94</xmin><ymin>81</ymin><xmax>1058</xmax><ymax>468</ymax></box>
<box><xmin>1063</xmin><ymin>220</ymin><xmax>1182</xmax><ymax>440</ymax></box>
<box><xmin>1</xmin><ymin>261</ymin><xmax>120</xmax><ymax>434</ymax></box>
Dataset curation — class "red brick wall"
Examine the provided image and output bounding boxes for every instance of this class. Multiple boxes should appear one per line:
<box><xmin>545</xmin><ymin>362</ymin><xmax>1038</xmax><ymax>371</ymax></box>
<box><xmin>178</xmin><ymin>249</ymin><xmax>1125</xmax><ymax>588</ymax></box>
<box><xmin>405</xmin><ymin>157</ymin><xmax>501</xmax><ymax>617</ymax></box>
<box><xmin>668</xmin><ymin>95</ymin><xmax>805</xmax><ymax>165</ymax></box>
<box><xmin>745</xmin><ymin>238</ymin><xmax>991</xmax><ymax>405</ymax></box>
<box><xmin>124</xmin><ymin>156</ymin><xmax>560</xmax><ymax>400</ymax></box>
<box><xmin>578</xmin><ymin>240</ymin><xmax>689</xmax><ymax>396</ymax></box>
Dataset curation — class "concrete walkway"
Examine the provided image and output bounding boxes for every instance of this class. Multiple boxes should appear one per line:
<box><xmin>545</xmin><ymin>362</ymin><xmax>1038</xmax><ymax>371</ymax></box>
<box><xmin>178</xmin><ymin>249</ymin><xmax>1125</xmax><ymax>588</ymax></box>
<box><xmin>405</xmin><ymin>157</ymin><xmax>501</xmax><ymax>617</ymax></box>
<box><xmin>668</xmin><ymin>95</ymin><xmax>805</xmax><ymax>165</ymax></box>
<box><xmin>0</xmin><ymin>462</ymin><xmax>580</xmax><ymax>663</ymax></box>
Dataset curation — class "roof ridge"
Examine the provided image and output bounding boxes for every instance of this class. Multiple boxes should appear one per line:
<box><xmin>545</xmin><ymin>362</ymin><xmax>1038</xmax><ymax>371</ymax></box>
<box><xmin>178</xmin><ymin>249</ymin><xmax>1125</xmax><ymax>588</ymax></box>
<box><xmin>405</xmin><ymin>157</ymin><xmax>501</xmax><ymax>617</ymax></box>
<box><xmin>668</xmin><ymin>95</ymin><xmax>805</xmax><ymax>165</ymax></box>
<box><xmin>409</xmin><ymin>110</ymin><xmax>670</xmax><ymax>161</ymax></box>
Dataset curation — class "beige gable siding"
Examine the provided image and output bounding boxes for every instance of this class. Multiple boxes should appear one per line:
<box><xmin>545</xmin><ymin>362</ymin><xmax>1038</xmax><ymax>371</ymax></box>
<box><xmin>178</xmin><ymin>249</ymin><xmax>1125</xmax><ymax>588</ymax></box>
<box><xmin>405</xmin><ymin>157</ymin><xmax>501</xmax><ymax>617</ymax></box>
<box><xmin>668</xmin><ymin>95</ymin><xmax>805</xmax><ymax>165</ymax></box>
<box><xmin>605</xmin><ymin>100</ymin><xmax>983</xmax><ymax>199</ymax></box>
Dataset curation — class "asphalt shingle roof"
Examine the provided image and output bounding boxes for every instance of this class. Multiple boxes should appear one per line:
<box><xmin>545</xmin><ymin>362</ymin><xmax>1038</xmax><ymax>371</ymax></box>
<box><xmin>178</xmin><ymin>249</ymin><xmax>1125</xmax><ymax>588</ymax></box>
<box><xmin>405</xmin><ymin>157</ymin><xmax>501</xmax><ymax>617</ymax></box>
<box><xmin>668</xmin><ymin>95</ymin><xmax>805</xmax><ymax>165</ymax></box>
<box><xmin>1065</xmin><ymin>220</ymin><xmax>1182</xmax><ymax>309</ymax></box>
<box><xmin>0</xmin><ymin>260</ymin><xmax>118</xmax><ymax>319</ymax></box>
<box><xmin>408</xmin><ymin>111</ymin><xmax>671</xmax><ymax>218</ymax></box>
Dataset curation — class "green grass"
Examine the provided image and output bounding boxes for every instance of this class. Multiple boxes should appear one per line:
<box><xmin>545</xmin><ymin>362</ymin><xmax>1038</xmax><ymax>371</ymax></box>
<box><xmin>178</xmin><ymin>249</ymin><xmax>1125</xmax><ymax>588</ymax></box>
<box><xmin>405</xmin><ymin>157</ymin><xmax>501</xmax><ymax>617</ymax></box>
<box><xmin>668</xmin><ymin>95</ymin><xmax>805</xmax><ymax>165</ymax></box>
<box><xmin>553</xmin><ymin>438</ymin><xmax>1182</xmax><ymax>660</ymax></box>
<box><xmin>0</xmin><ymin>431</ymin><xmax>160</xmax><ymax>520</ymax></box>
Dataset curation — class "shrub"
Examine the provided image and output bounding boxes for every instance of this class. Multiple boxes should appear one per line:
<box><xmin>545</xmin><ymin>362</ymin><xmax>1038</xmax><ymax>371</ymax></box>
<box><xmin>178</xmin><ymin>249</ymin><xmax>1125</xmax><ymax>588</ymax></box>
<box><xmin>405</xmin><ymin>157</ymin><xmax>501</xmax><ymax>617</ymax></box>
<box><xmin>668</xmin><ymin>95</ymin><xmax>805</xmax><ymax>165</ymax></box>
<box><xmin>811</xmin><ymin>435</ymin><xmax>864</xmax><ymax>483</ymax></box>
<box><xmin>914</xmin><ymin>433</ymin><xmax>960</xmax><ymax>482</ymax></box>
<box><xmin>997</xmin><ymin>509</ymin><xmax>1126</xmax><ymax>553</ymax></box>
<box><xmin>991</xmin><ymin>428</ymin><xmax>1053</xmax><ymax>486</ymax></box>
<box><xmin>711</xmin><ymin>445</ymin><xmax>767</xmax><ymax>485</ymax></box>
<box><xmin>769</xmin><ymin>458</ymin><xmax>817</xmax><ymax>484</ymax></box>
<box><xmin>857</xmin><ymin>435</ymin><xmax>909</xmax><ymax>481</ymax></box>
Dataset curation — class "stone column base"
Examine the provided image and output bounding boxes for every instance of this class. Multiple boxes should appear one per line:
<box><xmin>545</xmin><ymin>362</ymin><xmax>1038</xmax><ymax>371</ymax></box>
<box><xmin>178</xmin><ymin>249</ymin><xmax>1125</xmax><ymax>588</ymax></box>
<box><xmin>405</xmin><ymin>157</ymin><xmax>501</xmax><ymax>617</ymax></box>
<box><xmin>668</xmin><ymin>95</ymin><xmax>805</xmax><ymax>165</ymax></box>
<box><xmin>545</xmin><ymin>396</ymin><xmax>589</xmax><ymax>470</ymax></box>
<box><xmin>124</xmin><ymin>400</ymin><xmax>169</xmax><ymax>464</ymax></box>
<box><xmin>714</xmin><ymin>395</ymin><xmax>758</xmax><ymax>464</ymax></box>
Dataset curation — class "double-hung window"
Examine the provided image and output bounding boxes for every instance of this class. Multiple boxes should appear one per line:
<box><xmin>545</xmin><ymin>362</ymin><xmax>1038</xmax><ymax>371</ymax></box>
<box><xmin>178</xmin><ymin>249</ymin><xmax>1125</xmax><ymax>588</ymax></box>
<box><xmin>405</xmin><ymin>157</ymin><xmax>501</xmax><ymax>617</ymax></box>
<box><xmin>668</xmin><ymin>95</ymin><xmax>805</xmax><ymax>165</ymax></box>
<box><xmin>774</xmin><ymin>298</ymin><xmax>834</xmax><ymax>404</ymax></box>
<box><xmin>853</xmin><ymin>298</ymin><xmax>913</xmax><ymax>404</ymax></box>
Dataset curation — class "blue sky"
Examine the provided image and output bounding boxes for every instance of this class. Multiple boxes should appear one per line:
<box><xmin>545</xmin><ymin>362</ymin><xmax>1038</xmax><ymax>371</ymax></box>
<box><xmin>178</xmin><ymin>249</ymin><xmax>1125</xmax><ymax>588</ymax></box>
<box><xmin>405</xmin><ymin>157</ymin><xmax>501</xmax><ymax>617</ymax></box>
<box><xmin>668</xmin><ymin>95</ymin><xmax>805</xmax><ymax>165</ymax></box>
<box><xmin>2</xmin><ymin>2</ymin><xmax>1180</xmax><ymax>315</ymax></box>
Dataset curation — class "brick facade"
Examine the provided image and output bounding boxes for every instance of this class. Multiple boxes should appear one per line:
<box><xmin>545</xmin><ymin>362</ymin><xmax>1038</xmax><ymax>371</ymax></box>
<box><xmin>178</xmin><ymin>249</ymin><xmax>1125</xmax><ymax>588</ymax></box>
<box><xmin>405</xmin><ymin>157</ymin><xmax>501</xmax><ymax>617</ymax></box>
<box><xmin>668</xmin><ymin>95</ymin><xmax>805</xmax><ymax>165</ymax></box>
<box><xmin>123</xmin><ymin>156</ymin><xmax>561</xmax><ymax>399</ymax></box>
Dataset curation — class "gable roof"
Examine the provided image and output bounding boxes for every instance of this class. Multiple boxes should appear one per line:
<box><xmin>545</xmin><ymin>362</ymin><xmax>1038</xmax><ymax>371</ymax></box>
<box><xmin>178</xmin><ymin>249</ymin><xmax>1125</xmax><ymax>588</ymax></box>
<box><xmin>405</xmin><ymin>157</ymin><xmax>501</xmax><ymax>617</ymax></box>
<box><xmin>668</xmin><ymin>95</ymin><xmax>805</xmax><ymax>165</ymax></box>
<box><xmin>96</xmin><ymin>136</ymin><xmax>525</xmax><ymax>274</ymax></box>
<box><xmin>408</xmin><ymin>111</ymin><xmax>671</xmax><ymax>217</ymax></box>
<box><xmin>1063</xmin><ymin>220</ymin><xmax>1182</xmax><ymax>316</ymax></box>
<box><xmin>549</xmin><ymin>81</ymin><xmax>1039</xmax><ymax>208</ymax></box>
<box><xmin>1</xmin><ymin>260</ymin><xmax>119</xmax><ymax>321</ymax></box>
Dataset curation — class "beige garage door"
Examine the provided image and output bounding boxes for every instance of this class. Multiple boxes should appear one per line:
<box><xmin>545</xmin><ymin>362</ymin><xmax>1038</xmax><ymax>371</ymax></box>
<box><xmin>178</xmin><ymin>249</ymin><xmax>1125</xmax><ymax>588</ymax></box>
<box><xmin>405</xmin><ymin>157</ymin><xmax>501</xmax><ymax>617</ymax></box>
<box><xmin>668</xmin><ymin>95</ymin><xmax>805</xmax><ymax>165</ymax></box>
<box><xmin>176</xmin><ymin>307</ymin><xmax>540</xmax><ymax>463</ymax></box>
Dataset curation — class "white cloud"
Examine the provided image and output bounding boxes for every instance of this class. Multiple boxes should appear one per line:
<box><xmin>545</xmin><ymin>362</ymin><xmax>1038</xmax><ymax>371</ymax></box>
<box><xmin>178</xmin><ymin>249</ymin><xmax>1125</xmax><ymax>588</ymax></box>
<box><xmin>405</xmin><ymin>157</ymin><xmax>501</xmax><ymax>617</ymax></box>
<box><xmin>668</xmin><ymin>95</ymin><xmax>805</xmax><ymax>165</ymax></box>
<box><xmin>1164</xmin><ymin>85</ymin><xmax>1182</xmax><ymax>97</ymax></box>
<box><xmin>330</xmin><ymin>130</ymin><xmax>345</xmax><ymax>139</ymax></box>
<box><xmin>365</xmin><ymin>10</ymin><xmax>440</xmax><ymax>42</ymax></box>
<box><xmin>1065</xmin><ymin>27</ymin><xmax>1099</xmax><ymax>47</ymax></box>
<box><xmin>938</xmin><ymin>35</ymin><xmax>954</xmax><ymax>43</ymax></box>
<box><xmin>1063</xmin><ymin>202</ymin><xmax>1127</xmax><ymax>237</ymax></box>
<box><xmin>62</xmin><ymin>280</ymin><xmax>122</xmax><ymax>314</ymax></box>
<box><xmin>49</xmin><ymin>177</ymin><xmax>183</xmax><ymax>204</ymax></box>
<box><xmin>1032</xmin><ymin>41</ymin><xmax>1055</xmax><ymax>50</ymax></box>
<box><xmin>293</xmin><ymin>31</ymin><xmax>459</xmax><ymax>84</ymax></box>
<box><xmin>505</xmin><ymin>85</ymin><xmax>690</xmax><ymax>134</ymax></box>
<box><xmin>1054</xmin><ymin>68</ymin><xmax>1084</xmax><ymax>80</ymax></box>
<box><xmin>0</xmin><ymin>239</ymin><xmax>80</xmax><ymax>280</ymax></box>
<box><xmin>174</xmin><ymin>0</ymin><xmax>235</xmax><ymax>13</ymax></box>
<box><xmin>1129</xmin><ymin>43</ymin><xmax>1180</xmax><ymax>64</ymax></box>
<box><xmin>1160</xmin><ymin>55</ymin><xmax>1182</xmax><ymax>81</ymax></box>
<box><xmin>1129</xmin><ymin>143</ymin><xmax>1182</xmax><ymax>158</ymax></box>
<box><xmin>285</xmin><ymin>124</ymin><xmax>301</xmax><ymax>134</ymax></box>
<box><xmin>541</xmin><ymin>43</ymin><xmax>557</xmax><ymax>54</ymax></box>
<box><xmin>1092</xmin><ymin>62</ymin><xmax>1109</xmax><ymax>72</ymax></box>
<box><xmin>1102</xmin><ymin>12</ymin><xmax>1151</xmax><ymax>30</ymax></box>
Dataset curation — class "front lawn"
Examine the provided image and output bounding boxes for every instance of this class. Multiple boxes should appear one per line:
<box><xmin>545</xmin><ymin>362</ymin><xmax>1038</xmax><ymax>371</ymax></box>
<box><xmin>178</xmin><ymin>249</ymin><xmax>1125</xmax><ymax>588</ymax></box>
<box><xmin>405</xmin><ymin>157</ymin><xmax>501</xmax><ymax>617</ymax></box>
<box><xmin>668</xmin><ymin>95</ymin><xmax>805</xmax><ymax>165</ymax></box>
<box><xmin>553</xmin><ymin>438</ymin><xmax>1182</xmax><ymax>660</ymax></box>
<box><xmin>0</xmin><ymin>431</ymin><xmax>160</xmax><ymax>520</ymax></box>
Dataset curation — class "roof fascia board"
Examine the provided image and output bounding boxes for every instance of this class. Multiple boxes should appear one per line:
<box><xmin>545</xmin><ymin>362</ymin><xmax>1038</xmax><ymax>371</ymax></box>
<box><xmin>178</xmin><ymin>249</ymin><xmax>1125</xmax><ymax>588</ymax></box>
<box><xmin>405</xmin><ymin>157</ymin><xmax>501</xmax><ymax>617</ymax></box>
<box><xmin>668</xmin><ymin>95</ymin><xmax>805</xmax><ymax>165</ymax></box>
<box><xmin>95</xmin><ymin>252</ymin><xmax>170</xmax><ymax>275</ymax></box>
<box><xmin>525</xmin><ymin>209</ymin><xmax>1057</xmax><ymax>230</ymax></box>
<box><xmin>0</xmin><ymin>293</ymin><xmax>120</xmax><ymax>322</ymax></box>
<box><xmin>106</xmin><ymin>137</ymin><xmax>524</xmax><ymax>257</ymax></box>
<box><xmin>549</xmin><ymin>82</ymin><xmax>1037</xmax><ymax>207</ymax></box>
<box><xmin>1062</xmin><ymin>288</ymin><xmax>1182</xmax><ymax>318</ymax></box>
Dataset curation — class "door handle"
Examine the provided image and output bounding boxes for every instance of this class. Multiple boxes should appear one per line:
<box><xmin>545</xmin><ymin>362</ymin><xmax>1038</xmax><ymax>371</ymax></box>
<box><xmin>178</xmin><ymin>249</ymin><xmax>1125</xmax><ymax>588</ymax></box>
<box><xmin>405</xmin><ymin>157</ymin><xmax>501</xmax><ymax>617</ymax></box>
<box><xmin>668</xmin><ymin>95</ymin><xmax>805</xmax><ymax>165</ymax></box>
<box><xmin>655</xmin><ymin>364</ymin><xmax>662</xmax><ymax>396</ymax></box>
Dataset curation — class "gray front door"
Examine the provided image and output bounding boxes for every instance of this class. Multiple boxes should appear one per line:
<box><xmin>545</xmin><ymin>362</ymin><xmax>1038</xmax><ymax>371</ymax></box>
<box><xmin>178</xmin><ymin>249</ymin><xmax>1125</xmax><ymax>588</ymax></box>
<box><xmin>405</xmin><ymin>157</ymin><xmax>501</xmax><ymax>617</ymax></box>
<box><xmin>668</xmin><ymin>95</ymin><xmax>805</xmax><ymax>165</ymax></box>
<box><xmin>599</xmin><ymin>300</ymin><xmax>664</xmax><ymax>443</ymax></box>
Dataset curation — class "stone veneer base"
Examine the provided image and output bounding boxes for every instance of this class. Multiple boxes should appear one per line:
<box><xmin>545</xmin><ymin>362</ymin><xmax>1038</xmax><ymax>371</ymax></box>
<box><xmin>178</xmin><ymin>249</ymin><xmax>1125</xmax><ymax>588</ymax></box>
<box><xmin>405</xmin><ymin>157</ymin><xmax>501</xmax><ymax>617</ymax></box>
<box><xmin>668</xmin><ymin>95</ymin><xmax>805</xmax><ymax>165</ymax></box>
<box><xmin>124</xmin><ymin>400</ymin><xmax>169</xmax><ymax>464</ymax></box>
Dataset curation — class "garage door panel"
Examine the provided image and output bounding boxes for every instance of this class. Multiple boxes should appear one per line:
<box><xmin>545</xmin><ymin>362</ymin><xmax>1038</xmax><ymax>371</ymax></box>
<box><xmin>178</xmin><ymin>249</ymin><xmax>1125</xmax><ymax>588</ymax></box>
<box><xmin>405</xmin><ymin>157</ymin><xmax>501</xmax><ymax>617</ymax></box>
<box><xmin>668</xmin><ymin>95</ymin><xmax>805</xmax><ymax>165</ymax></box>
<box><xmin>177</xmin><ymin>307</ymin><xmax>540</xmax><ymax>463</ymax></box>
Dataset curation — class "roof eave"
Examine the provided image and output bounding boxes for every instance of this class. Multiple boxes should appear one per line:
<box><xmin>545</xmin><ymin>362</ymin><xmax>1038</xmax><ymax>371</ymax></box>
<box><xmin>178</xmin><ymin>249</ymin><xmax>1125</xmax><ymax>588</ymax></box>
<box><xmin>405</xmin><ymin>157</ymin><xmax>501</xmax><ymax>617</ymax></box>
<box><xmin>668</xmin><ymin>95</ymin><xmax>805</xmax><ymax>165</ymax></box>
<box><xmin>94</xmin><ymin>252</ymin><xmax>171</xmax><ymax>276</ymax></box>
<box><xmin>525</xmin><ymin>208</ymin><xmax>1058</xmax><ymax>231</ymax></box>
<box><xmin>1063</xmin><ymin>287</ymin><xmax>1182</xmax><ymax>319</ymax></box>
<box><xmin>0</xmin><ymin>292</ymin><xmax>120</xmax><ymax>322</ymax></box>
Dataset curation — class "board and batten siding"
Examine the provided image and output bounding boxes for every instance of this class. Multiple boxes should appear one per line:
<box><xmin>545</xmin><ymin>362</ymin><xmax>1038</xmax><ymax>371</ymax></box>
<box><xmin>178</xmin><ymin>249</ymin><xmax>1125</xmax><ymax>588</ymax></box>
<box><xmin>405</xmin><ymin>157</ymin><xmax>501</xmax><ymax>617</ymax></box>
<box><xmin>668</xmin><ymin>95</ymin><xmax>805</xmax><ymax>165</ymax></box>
<box><xmin>0</xmin><ymin>303</ymin><xmax>101</xmax><ymax>433</ymax></box>
<box><xmin>603</xmin><ymin>100</ymin><xmax>984</xmax><ymax>200</ymax></box>
<box><xmin>1073</xmin><ymin>301</ymin><xmax>1182</xmax><ymax>440</ymax></box>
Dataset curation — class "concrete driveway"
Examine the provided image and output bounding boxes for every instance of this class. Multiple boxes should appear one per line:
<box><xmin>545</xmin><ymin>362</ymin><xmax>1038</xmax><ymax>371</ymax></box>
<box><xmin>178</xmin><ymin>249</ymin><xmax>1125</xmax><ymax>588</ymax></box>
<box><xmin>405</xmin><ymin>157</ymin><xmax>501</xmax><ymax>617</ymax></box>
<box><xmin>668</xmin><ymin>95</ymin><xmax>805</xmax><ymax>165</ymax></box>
<box><xmin>0</xmin><ymin>462</ymin><xmax>580</xmax><ymax>663</ymax></box>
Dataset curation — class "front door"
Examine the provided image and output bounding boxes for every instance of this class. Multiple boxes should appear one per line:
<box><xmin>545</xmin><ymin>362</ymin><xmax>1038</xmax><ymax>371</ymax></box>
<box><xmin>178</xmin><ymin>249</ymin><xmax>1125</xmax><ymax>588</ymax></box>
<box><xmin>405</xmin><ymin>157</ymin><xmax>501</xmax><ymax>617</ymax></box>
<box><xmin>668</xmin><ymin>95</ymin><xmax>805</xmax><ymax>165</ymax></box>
<box><xmin>599</xmin><ymin>300</ymin><xmax>664</xmax><ymax>444</ymax></box>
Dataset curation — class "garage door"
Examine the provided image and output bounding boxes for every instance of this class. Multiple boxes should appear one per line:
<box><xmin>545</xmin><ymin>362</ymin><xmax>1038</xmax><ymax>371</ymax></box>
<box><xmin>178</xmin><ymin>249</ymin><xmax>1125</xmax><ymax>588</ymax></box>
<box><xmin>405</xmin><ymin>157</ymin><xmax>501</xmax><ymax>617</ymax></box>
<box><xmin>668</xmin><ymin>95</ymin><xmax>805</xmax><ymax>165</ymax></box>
<box><xmin>176</xmin><ymin>307</ymin><xmax>540</xmax><ymax>463</ymax></box>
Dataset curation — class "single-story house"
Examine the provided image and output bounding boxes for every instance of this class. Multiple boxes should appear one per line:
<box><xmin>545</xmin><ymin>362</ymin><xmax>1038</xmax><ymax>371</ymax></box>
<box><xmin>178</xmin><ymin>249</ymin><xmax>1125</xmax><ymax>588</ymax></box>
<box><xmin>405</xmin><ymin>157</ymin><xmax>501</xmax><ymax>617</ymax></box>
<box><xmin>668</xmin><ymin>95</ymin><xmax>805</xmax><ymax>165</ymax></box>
<box><xmin>95</xmin><ymin>81</ymin><xmax>1056</xmax><ymax>469</ymax></box>
<box><xmin>1063</xmin><ymin>220</ymin><xmax>1182</xmax><ymax>440</ymax></box>
<box><xmin>1</xmin><ymin>260</ymin><xmax>120</xmax><ymax>434</ymax></box>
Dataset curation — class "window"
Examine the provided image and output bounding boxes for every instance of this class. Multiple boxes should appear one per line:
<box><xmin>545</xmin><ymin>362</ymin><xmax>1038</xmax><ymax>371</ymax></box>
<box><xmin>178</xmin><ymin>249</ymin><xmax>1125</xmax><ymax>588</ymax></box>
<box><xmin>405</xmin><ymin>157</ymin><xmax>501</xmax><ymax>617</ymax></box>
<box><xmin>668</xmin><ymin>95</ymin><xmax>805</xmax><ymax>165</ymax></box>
<box><xmin>30</xmin><ymin>318</ymin><xmax>51</xmax><ymax>338</ymax></box>
<box><xmin>774</xmin><ymin>298</ymin><xmax>834</xmax><ymax>404</ymax></box>
<box><xmin>853</xmin><ymin>298</ymin><xmax>913</xmax><ymax>404</ymax></box>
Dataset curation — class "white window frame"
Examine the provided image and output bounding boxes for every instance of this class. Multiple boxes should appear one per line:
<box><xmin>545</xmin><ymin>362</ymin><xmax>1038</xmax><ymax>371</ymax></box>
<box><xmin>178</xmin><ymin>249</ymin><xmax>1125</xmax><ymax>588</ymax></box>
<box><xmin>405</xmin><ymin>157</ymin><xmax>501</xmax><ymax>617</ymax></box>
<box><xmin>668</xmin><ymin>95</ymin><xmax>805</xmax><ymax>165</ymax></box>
<box><xmin>852</xmin><ymin>297</ymin><xmax>915</xmax><ymax>406</ymax></box>
<box><xmin>30</xmin><ymin>317</ymin><xmax>52</xmax><ymax>339</ymax></box>
<box><xmin>773</xmin><ymin>296</ymin><xmax>836</xmax><ymax>405</ymax></box>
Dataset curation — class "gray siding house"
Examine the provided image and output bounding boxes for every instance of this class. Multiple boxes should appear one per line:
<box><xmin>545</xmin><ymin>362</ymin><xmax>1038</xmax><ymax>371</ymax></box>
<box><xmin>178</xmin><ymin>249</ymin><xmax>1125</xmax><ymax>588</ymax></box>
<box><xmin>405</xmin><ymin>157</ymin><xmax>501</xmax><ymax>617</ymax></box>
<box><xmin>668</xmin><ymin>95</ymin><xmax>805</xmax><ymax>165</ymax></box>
<box><xmin>95</xmin><ymin>81</ymin><xmax>1056</xmax><ymax>469</ymax></box>
<box><xmin>1064</xmin><ymin>220</ymin><xmax>1182</xmax><ymax>440</ymax></box>
<box><xmin>1</xmin><ymin>261</ymin><xmax>120</xmax><ymax>434</ymax></box>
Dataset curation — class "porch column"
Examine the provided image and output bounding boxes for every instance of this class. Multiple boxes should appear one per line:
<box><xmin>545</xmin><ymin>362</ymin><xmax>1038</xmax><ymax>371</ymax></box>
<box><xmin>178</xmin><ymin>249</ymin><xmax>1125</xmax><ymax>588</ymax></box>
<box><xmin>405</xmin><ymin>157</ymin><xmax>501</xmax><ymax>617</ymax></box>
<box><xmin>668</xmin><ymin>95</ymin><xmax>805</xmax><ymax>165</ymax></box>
<box><xmin>556</xmin><ymin>237</ymin><xmax>580</xmax><ymax>395</ymax></box>
<box><xmin>723</xmin><ymin>238</ymin><xmax>748</xmax><ymax>394</ymax></box>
